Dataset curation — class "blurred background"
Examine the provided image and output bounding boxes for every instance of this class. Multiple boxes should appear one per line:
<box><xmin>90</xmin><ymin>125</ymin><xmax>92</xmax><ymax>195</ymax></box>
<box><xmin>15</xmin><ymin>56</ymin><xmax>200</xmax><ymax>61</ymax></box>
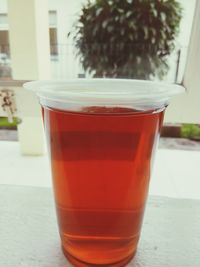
<box><xmin>0</xmin><ymin>0</ymin><xmax>199</xmax><ymax>199</ymax></box>
<box><xmin>0</xmin><ymin>0</ymin><xmax>196</xmax><ymax>81</ymax></box>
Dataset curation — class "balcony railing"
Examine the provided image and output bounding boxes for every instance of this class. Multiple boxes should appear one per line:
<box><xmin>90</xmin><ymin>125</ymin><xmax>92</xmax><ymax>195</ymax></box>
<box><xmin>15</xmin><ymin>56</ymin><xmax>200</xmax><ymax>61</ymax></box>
<box><xmin>0</xmin><ymin>44</ymin><xmax>187</xmax><ymax>83</ymax></box>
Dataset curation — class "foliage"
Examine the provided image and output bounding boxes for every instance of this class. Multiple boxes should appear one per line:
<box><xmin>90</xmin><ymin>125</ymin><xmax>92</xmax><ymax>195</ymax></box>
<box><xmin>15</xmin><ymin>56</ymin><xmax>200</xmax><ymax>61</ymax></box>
<box><xmin>73</xmin><ymin>0</ymin><xmax>182</xmax><ymax>79</ymax></box>
<box><xmin>181</xmin><ymin>124</ymin><xmax>200</xmax><ymax>138</ymax></box>
<box><xmin>0</xmin><ymin>117</ymin><xmax>18</xmax><ymax>128</ymax></box>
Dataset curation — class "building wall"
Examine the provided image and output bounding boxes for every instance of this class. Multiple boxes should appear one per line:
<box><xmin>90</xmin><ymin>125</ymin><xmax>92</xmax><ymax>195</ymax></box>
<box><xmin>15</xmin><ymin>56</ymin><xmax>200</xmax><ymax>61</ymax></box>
<box><xmin>48</xmin><ymin>0</ymin><xmax>84</xmax><ymax>79</ymax></box>
<box><xmin>0</xmin><ymin>0</ymin><xmax>7</xmax><ymax>13</ymax></box>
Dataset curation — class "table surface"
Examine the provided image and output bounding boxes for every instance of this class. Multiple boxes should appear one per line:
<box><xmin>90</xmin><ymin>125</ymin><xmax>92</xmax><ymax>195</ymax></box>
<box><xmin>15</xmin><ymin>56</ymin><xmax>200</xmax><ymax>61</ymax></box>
<box><xmin>0</xmin><ymin>185</ymin><xmax>200</xmax><ymax>267</ymax></box>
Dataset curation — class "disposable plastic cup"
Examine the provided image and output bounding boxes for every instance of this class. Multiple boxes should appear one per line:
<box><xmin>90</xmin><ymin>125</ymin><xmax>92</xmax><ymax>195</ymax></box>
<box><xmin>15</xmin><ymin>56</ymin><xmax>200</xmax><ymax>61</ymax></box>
<box><xmin>24</xmin><ymin>79</ymin><xmax>184</xmax><ymax>266</ymax></box>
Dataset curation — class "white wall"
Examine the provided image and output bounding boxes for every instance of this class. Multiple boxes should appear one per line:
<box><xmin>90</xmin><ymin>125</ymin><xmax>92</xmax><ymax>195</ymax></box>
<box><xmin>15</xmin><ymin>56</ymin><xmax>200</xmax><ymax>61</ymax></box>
<box><xmin>0</xmin><ymin>0</ymin><xmax>7</xmax><ymax>13</ymax></box>
<box><xmin>48</xmin><ymin>0</ymin><xmax>84</xmax><ymax>79</ymax></box>
<box><xmin>0</xmin><ymin>0</ymin><xmax>8</xmax><ymax>30</ymax></box>
<box><xmin>165</xmin><ymin>0</ymin><xmax>200</xmax><ymax>124</ymax></box>
<box><xmin>7</xmin><ymin>0</ymin><xmax>50</xmax><ymax>80</ymax></box>
<box><xmin>175</xmin><ymin>0</ymin><xmax>196</xmax><ymax>82</ymax></box>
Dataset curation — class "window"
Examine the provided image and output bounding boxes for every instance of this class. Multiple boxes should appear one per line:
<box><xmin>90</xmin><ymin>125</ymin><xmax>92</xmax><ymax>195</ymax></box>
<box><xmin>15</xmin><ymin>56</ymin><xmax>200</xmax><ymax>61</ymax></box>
<box><xmin>49</xmin><ymin>10</ymin><xmax>58</xmax><ymax>56</ymax></box>
<box><xmin>49</xmin><ymin>28</ymin><xmax>58</xmax><ymax>56</ymax></box>
<box><xmin>0</xmin><ymin>13</ymin><xmax>8</xmax><ymax>25</ymax></box>
<box><xmin>0</xmin><ymin>13</ymin><xmax>9</xmax><ymax>56</ymax></box>
<box><xmin>0</xmin><ymin>30</ymin><xmax>9</xmax><ymax>56</ymax></box>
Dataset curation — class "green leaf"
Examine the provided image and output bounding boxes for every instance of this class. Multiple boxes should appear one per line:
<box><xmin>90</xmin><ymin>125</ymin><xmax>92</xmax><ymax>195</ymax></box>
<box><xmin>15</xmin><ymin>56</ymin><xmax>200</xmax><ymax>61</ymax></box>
<box><xmin>86</xmin><ymin>14</ymin><xmax>92</xmax><ymax>21</ymax></box>
<box><xmin>143</xmin><ymin>26</ymin><xmax>149</xmax><ymax>39</ymax></box>
<box><xmin>152</xmin><ymin>9</ymin><xmax>158</xmax><ymax>17</ymax></box>
<box><xmin>151</xmin><ymin>28</ymin><xmax>156</xmax><ymax>36</ymax></box>
<box><xmin>107</xmin><ymin>26</ymin><xmax>113</xmax><ymax>32</ymax></box>
<box><xmin>136</xmin><ymin>56</ymin><xmax>141</xmax><ymax>64</ymax></box>
<box><xmin>150</xmin><ymin>3</ymin><xmax>155</xmax><ymax>9</ymax></box>
<box><xmin>128</xmin><ymin>33</ymin><xmax>134</xmax><ymax>41</ymax></box>
<box><xmin>161</xmin><ymin>31</ymin><xmax>166</xmax><ymax>40</ymax></box>
<box><xmin>160</xmin><ymin>12</ymin><xmax>166</xmax><ymax>22</ymax></box>
<box><xmin>126</xmin><ymin>11</ymin><xmax>132</xmax><ymax>18</ymax></box>
<box><xmin>96</xmin><ymin>7</ymin><xmax>103</xmax><ymax>16</ymax></box>
<box><xmin>118</xmin><ymin>8</ymin><xmax>124</xmax><ymax>13</ymax></box>
<box><xmin>119</xmin><ymin>15</ymin><xmax>125</xmax><ymax>24</ymax></box>
<box><xmin>102</xmin><ymin>20</ymin><xmax>109</xmax><ymax>29</ymax></box>
<box><xmin>120</xmin><ymin>28</ymin><xmax>125</xmax><ymax>35</ymax></box>
<box><xmin>108</xmin><ymin>0</ymin><xmax>113</xmax><ymax>6</ymax></box>
<box><xmin>92</xmin><ymin>25</ymin><xmax>99</xmax><ymax>35</ymax></box>
<box><xmin>129</xmin><ymin>21</ymin><xmax>136</xmax><ymax>29</ymax></box>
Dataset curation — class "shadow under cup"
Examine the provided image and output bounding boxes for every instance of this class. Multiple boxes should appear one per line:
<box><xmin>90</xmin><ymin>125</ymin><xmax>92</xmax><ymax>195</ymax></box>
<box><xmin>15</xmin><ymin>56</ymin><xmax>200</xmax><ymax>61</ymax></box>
<box><xmin>24</xmin><ymin>79</ymin><xmax>184</xmax><ymax>266</ymax></box>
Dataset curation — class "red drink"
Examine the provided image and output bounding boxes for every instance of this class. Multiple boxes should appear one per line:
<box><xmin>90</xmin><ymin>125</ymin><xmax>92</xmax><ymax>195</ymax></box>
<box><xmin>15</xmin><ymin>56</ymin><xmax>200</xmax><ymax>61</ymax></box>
<box><xmin>24</xmin><ymin>78</ymin><xmax>183</xmax><ymax>266</ymax></box>
<box><xmin>43</xmin><ymin>106</ymin><xmax>164</xmax><ymax>266</ymax></box>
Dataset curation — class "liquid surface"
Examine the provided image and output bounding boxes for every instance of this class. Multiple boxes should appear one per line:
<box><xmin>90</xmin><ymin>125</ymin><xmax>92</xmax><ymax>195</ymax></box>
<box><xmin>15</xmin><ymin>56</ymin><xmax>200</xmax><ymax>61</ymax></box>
<box><xmin>43</xmin><ymin>106</ymin><xmax>164</xmax><ymax>266</ymax></box>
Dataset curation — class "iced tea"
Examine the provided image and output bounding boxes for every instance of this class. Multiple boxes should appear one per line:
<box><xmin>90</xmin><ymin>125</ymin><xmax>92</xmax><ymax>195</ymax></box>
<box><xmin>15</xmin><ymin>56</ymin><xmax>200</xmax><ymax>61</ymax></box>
<box><xmin>43</xmin><ymin>106</ymin><xmax>164</xmax><ymax>266</ymax></box>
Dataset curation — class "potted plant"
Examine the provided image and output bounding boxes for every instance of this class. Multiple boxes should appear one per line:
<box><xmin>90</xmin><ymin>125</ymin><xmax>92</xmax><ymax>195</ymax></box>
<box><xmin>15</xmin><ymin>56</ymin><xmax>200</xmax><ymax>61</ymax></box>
<box><xmin>73</xmin><ymin>0</ymin><xmax>182</xmax><ymax>79</ymax></box>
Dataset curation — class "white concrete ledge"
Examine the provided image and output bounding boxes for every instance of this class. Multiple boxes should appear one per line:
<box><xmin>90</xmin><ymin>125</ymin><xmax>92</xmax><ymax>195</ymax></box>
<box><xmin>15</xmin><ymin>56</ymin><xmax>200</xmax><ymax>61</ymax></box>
<box><xmin>0</xmin><ymin>185</ymin><xmax>199</xmax><ymax>267</ymax></box>
<box><xmin>0</xmin><ymin>141</ymin><xmax>200</xmax><ymax>200</ymax></box>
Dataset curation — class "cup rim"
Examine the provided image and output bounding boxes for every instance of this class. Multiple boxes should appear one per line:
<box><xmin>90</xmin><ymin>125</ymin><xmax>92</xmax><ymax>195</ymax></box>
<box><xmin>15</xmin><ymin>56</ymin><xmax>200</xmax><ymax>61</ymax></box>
<box><xmin>24</xmin><ymin>78</ymin><xmax>185</xmax><ymax>110</ymax></box>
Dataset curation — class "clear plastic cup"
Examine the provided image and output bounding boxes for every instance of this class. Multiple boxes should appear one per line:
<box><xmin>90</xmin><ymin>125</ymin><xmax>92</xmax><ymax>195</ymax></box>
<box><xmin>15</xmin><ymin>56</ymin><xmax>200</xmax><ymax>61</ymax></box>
<box><xmin>24</xmin><ymin>79</ymin><xmax>184</xmax><ymax>266</ymax></box>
